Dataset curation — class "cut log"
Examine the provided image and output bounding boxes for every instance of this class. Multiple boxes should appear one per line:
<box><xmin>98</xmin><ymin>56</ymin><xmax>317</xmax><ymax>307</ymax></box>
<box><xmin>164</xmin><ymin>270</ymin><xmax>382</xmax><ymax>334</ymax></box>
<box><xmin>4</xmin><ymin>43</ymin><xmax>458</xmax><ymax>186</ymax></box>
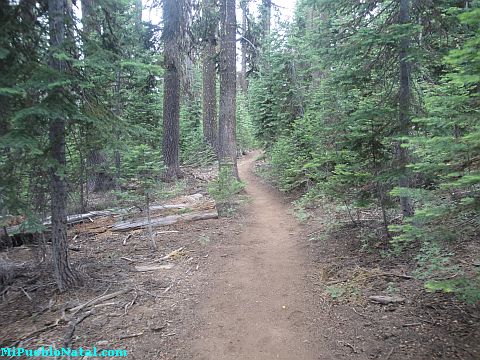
<box><xmin>110</xmin><ymin>210</ymin><xmax>218</xmax><ymax>232</ymax></box>
<box><xmin>369</xmin><ymin>295</ymin><xmax>405</xmax><ymax>305</ymax></box>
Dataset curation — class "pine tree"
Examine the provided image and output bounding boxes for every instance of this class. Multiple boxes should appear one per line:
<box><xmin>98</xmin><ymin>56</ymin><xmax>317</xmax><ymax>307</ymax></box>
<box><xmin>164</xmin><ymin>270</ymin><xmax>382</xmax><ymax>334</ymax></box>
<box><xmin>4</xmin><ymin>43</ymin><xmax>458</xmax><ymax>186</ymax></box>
<box><xmin>48</xmin><ymin>0</ymin><xmax>81</xmax><ymax>290</ymax></box>
<box><xmin>239</xmin><ymin>0</ymin><xmax>249</xmax><ymax>93</ymax></box>
<box><xmin>201</xmin><ymin>0</ymin><xmax>218</xmax><ymax>151</ymax></box>
<box><xmin>218</xmin><ymin>0</ymin><xmax>238</xmax><ymax>179</ymax></box>
<box><xmin>162</xmin><ymin>0</ymin><xmax>185</xmax><ymax>181</ymax></box>
<box><xmin>81</xmin><ymin>0</ymin><xmax>113</xmax><ymax>193</ymax></box>
<box><xmin>397</xmin><ymin>0</ymin><xmax>414</xmax><ymax>217</ymax></box>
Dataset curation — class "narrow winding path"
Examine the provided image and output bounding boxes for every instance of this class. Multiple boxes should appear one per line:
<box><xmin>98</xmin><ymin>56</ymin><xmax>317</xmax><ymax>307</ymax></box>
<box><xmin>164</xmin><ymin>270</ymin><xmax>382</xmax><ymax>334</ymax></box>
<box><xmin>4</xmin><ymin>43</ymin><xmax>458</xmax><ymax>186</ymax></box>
<box><xmin>191</xmin><ymin>152</ymin><xmax>317</xmax><ymax>359</ymax></box>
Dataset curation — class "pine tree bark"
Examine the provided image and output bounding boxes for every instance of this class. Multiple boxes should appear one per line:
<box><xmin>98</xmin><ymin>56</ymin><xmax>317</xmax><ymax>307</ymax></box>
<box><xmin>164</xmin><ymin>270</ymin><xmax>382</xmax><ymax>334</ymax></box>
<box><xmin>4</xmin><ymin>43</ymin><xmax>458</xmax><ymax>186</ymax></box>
<box><xmin>261</xmin><ymin>0</ymin><xmax>271</xmax><ymax>72</ymax></box>
<box><xmin>162</xmin><ymin>0</ymin><xmax>184</xmax><ymax>181</ymax></box>
<box><xmin>240</xmin><ymin>0</ymin><xmax>248</xmax><ymax>93</ymax></box>
<box><xmin>80</xmin><ymin>0</ymin><xmax>96</xmax><ymax>35</ymax></box>
<box><xmin>86</xmin><ymin>150</ymin><xmax>113</xmax><ymax>192</ymax></box>
<box><xmin>81</xmin><ymin>0</ymin><xmax>113</xmax><ymax>193</ymax></box>
<box><xmin>113</xmin><ymin>68</ymin><xmax>122</xmax><ymax>189</ymax></box>
<box><xmin>48</xmin><ymin>0</ymin><xmax>81</xmax><ymax>290</ymax></box>
<box><xmin>135</xmin><ymin>0</ymin><xmax>142</xmax><ymax>34</ymax></box>
<box><xmin>262</xmin><ymin>0</ymin><xmax>271</xmax><ymax>37</ymax></box>
<box><xmin>397</xmin><ymin>0</ymin><xmax>414</xmax><ymax>217</ymax></box>
<box><xmin>202</xmin><ymin>0</ymin><xmax>218</xmax><ymax>151</ymax></box>
<box><xmin>218</xmin><ymin>0</ymin><xmax>238</xmax><ymax>179</ymax></box>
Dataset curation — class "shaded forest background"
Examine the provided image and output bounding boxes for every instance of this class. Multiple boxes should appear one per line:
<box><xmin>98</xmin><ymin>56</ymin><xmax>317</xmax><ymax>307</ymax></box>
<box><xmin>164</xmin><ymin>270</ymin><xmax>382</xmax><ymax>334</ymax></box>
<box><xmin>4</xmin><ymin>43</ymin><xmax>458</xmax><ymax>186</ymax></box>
<box><xmin>1</xmin><ymin>0</ymin><xmax>479</xmax><ymax>303</ymax></box>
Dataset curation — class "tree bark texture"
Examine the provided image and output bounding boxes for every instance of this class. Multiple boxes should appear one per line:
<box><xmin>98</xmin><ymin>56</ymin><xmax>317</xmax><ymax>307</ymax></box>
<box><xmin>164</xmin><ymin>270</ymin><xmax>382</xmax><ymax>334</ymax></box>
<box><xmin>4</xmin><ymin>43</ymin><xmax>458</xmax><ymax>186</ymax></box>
<box><xmin>135</xmin><ymin>0</ymin><xmax>142</xmax><ymax>34</ymax></box>
<box><xmin>48</xmin><ymin>0</ymin><xmax>81</xmax><ymax>290</ymax></box>
<box><xmin>162</xmin><ymin>0</ymin><xmax>184</xmax><ymax>181</ymax></box>
<box><xmin>113</xmin><ymin>68</ymin><xmax>122</xmax><ymax>188</ymax></box>
<box><xmin>240</xmin><ymin>0</ymin><xmax>248</xmax><ymax>93</ymax></box>
<box><xmin>262</xmin><ymin>0</ymin><xmax>271</xmax><ymax>37</ymax></box>
<box><xmin>86</xmin><ymin>150</ymin><xmax>113</xmax><ymax>192</ymax></box>
<box><xmin>397</xmin><ymin>0</ymin><xmax>414</xmax><ymax>217</ymax></box>
<box><xmin>202</xmin><ymin>0</ymin><xmax>218</xmax><ymax>151</ymax></box>
<box><xmin>218</xmin><ymin>0</ymin><xmax>238</xmax><ymax>179</ymax></box>
<box><xmin>81</xmin><ymin>0</ymin><xmax>113</xmax><ymax>193</ymax></box>
<box><xmin>80</xmin><ymin>0</ymin><xmax>94</xmax><ymax>35</ymax></box>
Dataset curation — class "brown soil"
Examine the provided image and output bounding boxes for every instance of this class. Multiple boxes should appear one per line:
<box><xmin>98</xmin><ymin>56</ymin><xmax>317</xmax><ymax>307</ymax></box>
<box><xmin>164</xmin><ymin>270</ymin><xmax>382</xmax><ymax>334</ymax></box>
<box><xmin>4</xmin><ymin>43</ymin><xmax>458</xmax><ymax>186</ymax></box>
<box><xmin>188</xmin><ymin>152</ymin><xmax>318</xmax><ymax>359</ymax></box>
<box><xmin>1</xmin><ymin>151</ymin><xmax>479</xmax><ymax>359</ymax></box>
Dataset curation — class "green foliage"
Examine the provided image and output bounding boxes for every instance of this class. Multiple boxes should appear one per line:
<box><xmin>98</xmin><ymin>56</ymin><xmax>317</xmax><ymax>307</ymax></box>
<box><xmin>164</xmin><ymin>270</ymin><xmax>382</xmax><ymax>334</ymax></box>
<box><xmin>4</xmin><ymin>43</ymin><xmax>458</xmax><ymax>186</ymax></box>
<box><xmin>198</xmin><ymin>234</ymin><xmax>211</xmax><ymax>246</ymax></box>
<box><xmin>413</xmin><ymin>242</ymin><xmax>456</xmax><ymax>280</ymax></box>
<box><xmin>208</xmin><ymin>165</ymin><xmax>245</xmax><ymax>215</ymax></box>
<box><xmin>426</xmin><ymin>277</ymin><xmax>480</xmax><ymax>304</ymax></box>
<box><xmin>1</xmin><ymin>0</ymin><xmax>479</xmax><ymax>305</ymax></box>
<box><xmin>386</xmin><ymin>282</ymin><xmax>400</xmax><ymax>296</ymax></box>
<box><xmin>248</xmin><ymin>0</ymin><xmax>480</xmax><ymax>303</ymax></box>
<box><xmin>180</xmin><ymin>127</ymin><xmax>216</xmax><ymax>167</ymax></box>
<box><xmin>15</xmin><ymin>212</ymin><xmax>46</xmax><ymax>236</ymax></box>
<box><xmin>325</xmin><ymin>285</ymin><xmax>345</xmax><ymax>300</ymax></box>
<box><xmin>389</xmin><ymin>5</ymin><xmax>480</xmax><ymax>301</ymax></box>
<box><xmin>179</xmin><ymin>65</ymin><xmax>218</xmax><ymax>167</ymax></box>
<box><xmin>292</xmin><ymin>200</ymin><xmax>310</xmax><ymax>222</ymax></box>
<box><xmin>113</xmin><ymin>144</ymin><xmax>165</xmax><ymax>209</ymax></box>
<box><xmin>249</xmin><ymin>30</ymin><xmax>303</xmax><ymax>147</ymax></box>
<box><xmin>0</xmin><ymin>0</ymin><xmax>168</xmax><ymax>218</ymax></box>
<box><xmin>236</xmin><ymin>93</ymin><xmax>258</xmax><ymax>153</ymax></box>
<box><xmin>123</xmin><ymin>145</ymin><xmax>164</xmax><ymax>187</ymax></box>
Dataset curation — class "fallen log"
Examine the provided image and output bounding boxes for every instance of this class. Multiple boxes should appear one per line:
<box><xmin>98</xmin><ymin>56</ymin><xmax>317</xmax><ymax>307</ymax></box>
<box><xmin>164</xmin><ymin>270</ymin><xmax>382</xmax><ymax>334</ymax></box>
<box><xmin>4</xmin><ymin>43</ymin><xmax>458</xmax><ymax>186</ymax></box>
<box><xmin>110</xmin><ymin>210</ymin><xmax>218</xmax><ymax>232</ymax></box>
<box><xmin>149</xmin><ymin>204</ymin><xmax>189</xmax><ymax>211</ymax></box>
<box><xmin>5</xmin><ymin>195</ymin><xmax>214</xmax><ymax>238</ymax></box>
<box><xmin>6</xmin><ymin>210</ymin><xmax>116</xmax><ymax>235</ymax></box>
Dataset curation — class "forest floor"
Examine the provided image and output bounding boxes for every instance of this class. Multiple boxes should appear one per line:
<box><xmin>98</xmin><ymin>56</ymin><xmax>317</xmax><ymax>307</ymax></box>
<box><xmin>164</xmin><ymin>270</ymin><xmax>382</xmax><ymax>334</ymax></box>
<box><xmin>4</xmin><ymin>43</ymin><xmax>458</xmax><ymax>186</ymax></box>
<box><xmin>1</xmin><ymin>151</ymin><xmax>479</xmax><ymax>359</ymax></box>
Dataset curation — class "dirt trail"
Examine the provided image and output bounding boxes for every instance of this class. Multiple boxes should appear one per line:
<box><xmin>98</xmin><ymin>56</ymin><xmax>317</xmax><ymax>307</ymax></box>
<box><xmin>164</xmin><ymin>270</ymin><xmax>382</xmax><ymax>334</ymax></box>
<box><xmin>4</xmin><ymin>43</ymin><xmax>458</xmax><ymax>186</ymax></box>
<box><xmin>191</xmin><ymin>151</ymin><xmax>318</xmax><ymax>360</ymax></box>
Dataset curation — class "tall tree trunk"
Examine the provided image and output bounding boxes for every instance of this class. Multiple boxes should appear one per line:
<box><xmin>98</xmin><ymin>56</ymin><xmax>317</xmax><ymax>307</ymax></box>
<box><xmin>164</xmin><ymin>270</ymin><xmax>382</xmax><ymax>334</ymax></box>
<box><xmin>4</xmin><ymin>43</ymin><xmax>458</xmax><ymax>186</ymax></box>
<box><xmin>135</xmin><ymin>0</ymin><xmax>142</xmax><ymax>34</ymax></box>
<box><xmin>240</xmin><ymin>0</ymin><xmax>248</xmax><ymax>93</ymax></box>
<box><xmin>202</xmin><ymin>0</ymin><xmax>218</xmax><ymax>151</ymax></box>
<box><xmin>65</xmin><ymin>0</ymin><xmax>77</xmax><ymax>58</ymax></box>
<box><xmin>261</xmin><ymin>0</ymin><xmax>271</xmax><ymax>72</ymax></box>
<box><xmin>162</xmin><ymin>0</ymin><xmax>184</xmax><ymax>181</ymax></box>
<box><xmin>218</xmin><ymin>0</ymin><xmax>238</xmax><ymax>179</ymax></box>
<box><xmin>113</xmin><ymin>68</ymin><xmax>122</xmax><ymax>189</ymax></box>
<box><xmin>262</xmin><ymin>0</ymin><xmax>271</xmax><ymax>37</ymax></box>
<box><xmin>308</xmin><ymin>7</ymin><xmax>325</xmax><ymax>88</ymax></box>
<box><xmin>86</xmin><ymin>150</ymin><xmax>113</xmax><ymax>192</ymax></box>
<box><xmin>48</xmin><ymin>0</ymin><xmax>80</xmax><ymax>290</ymax></box>
<box><xmin>80</xmin><ymin>0</ymin><xmax>101</xmax><ymax>35</ymax></box>
<box><xmin>81</xmin><ymin>0</ymin><xmax>113</xmax><ymax>193</ymax></box>
<box><xmin>397</xmin><ymin>0</ymin><xmax>414</xmax><ymax>217</ymax></box>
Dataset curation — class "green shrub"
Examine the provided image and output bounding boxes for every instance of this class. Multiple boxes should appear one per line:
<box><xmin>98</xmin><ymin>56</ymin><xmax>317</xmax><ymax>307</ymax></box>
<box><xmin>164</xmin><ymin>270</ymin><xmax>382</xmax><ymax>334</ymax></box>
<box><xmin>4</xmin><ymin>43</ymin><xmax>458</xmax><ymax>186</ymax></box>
<box><xmin>208</xmin><ymin>165</ymin><xmax>245</xmax><ymax>215</ymax></box>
